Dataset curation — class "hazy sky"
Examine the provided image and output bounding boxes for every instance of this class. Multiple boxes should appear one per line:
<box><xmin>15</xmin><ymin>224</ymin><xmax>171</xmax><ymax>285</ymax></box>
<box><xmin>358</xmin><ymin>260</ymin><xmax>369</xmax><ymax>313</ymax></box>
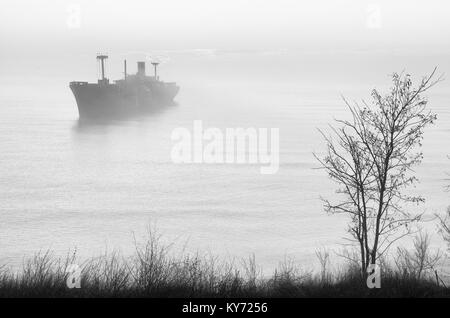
<box><xmin>1</xmin><ymin>0</ymin><xmax>449</xmax><ymax>85</ymax></box>
<box><xmin>2</xmin><ymin>0</ymin><xmax>450</xmax><ymax>55</ymax></box>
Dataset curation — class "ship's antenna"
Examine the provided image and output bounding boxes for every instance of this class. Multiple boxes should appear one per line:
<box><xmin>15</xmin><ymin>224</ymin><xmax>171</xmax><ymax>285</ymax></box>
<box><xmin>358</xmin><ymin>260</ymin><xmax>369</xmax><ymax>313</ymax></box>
<box><xmin>96</xmin><ymin>54</ymin><xmax>108</xmax><ymax>80</ymax></box>
<box><xmin>124</xmin><ymin>59</ymin><xmax>127</xmax><ymax>79</ymax></box>
<box><xmin>151</xmin><ymin>62</ymin><xmax>159</xmax><ymax>80</ymax></box>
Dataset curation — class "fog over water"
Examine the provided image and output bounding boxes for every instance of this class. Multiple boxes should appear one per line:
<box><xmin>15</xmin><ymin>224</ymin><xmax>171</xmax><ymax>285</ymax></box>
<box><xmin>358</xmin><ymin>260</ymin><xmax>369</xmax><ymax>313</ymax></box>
<box><xmin>0</xmin><ymin>0</ymin><xmax>449</xmax><ymax>271</ymax></box>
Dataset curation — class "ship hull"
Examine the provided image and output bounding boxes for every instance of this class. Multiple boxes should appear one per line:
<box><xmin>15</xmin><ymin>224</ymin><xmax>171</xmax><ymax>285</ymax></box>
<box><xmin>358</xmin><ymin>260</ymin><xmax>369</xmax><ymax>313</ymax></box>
<box><xmin>70</xmin><ymin>82</ymin><xmax>179</xmax><ymax>118</ymax></box>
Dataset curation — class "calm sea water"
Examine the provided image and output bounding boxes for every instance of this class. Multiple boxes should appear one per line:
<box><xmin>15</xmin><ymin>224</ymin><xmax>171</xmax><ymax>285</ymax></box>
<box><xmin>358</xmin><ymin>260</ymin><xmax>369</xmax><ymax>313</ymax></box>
<box><xmin>1</xmin><ymin>52</ymin><xmax>449</xmax><ymax>272</ymax></box>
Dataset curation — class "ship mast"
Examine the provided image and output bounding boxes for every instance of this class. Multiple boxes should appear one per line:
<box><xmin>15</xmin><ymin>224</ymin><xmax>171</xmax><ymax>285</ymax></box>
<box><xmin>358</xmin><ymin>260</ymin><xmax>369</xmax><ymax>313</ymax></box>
<box><xmin>151</xmin><ymin>62</ymin><xmax>159</xmax><ymax>80</ymax></box>
<box><xmin>96</xmin><ymin>54</ymin><xmax>108</xmax><ymax>82</ymax></box>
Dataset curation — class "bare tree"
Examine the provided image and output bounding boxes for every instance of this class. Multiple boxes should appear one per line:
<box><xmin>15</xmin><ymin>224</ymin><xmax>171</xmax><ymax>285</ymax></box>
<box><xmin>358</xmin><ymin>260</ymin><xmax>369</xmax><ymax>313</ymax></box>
<box><xmin>437</xmin><ymin>161</ymin><xmax>450</xmax><ymax>248</ymax></box>
<box><xmin>437</xmin><ymin>207</ymin><xmax>450</xmax><ymax>248</ymax></box>
<box><xmin>432</xmin><ymin>159</ymin><xmax>450</xmax><ymax>288</ymax></box>
<box><xmin>315</xmin><ymin>69</ymin><xmax>441</xmax><ymax>273</ymax></box>
<box><xmin>395</xmin><ymin>232</ymin><xmax>442</xmax><ymax>280</ymax></box>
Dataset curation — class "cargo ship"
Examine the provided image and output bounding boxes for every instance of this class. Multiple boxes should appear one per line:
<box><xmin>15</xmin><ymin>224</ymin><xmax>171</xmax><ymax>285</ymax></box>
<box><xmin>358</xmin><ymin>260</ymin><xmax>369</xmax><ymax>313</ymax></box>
<box><xmin>70</xmin><ymin>54</ymin><xmax>179</xmax><ymax>118</ymax></box>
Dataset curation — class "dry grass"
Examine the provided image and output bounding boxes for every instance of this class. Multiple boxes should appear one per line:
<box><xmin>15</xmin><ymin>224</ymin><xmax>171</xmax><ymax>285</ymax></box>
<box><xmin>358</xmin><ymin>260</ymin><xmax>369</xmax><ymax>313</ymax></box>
<box><xmin>1</xmin><ymin>231</ymin><xmax>449</xmax><ymax>298</ymax></box>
